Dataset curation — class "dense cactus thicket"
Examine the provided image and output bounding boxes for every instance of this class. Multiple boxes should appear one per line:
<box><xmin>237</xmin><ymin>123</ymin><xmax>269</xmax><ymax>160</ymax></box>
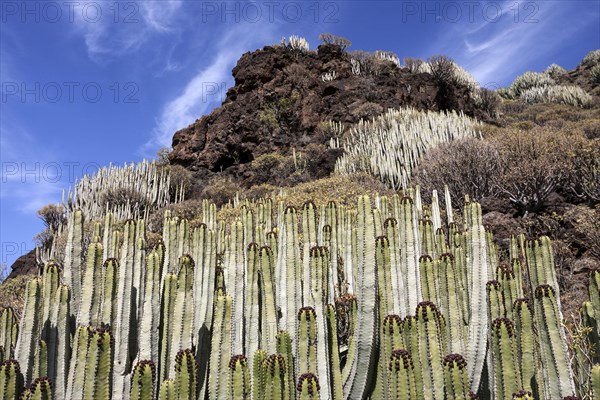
<box><xmin>2</xmin><ymin>186</ymin><xmax>599</xmax><ymax>400</ymax></box>
<box><xmin>331</xmin><ymin>107</ymin><xmax>482</xmax><ymax>190</ymax></box>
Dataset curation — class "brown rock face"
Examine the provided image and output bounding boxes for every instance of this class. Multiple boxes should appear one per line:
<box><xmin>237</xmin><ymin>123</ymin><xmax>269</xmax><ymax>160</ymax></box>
<box><xmin>6</xmin><ymin>250</ymin><xmax>37</xmax><ymax>280</ymax></box>
<box><xmin>169</xmin><ymin>44</ymin><xmax>486</xmax><ymax>187</ymax></box>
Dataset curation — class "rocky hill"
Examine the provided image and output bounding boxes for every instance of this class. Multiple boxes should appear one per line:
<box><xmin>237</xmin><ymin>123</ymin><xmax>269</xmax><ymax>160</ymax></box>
<box><xmin>169</xmin><ymin>43</ymin><xmax>490</xmax><ymax>189</ymax></box>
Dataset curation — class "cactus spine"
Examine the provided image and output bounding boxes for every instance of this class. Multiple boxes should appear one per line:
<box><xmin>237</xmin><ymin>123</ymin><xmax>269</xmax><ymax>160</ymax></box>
<box><xmin>0</xmin><ymin>309</ymin><xmax>18</xmax><ymax>362</ymax></box>
<box><xmin>14</xmin><ymin>277</ymin><xmax>41</xmax><ymax>385</ymax></box>
<box><xmin>443</xmin><ymin>354</ymin><xmax>469</xmax><ymax>398</ymax></box>
<box><xmin>0</xmin><ymin>360</ymin><xmax>23</xmax><ymax>400</ymax></box>
<box><xmin>229</xmin><ymin>355</ymin><xmax>250</xmax><ymax>400</ymax></box>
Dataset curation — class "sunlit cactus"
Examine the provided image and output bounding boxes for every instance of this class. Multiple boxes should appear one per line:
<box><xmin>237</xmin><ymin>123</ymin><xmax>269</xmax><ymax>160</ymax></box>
<box><xmin>229</xmin><ymin>355</ymin><xmax>250</xmax><ymax>400</ymax></box>
<box><xmin>0</xmin><ymin>360</ymin><xmax>23</xmax><ymax>400</ymax></box>
<box><xmin>388</xmin><ymin>349</ymin><xmax>417</xmax><ymax>399</ymax></box>
<box><xmin>297</xmin><ymin>372</ymin><xmax>320</xmax><ymax>400</ymax></box>
<box><xmin>0</xmin><ymin>308</ymin><xmax>18</xmax><ymax>362</ymax></box>
<box><xmin>130</xmin><ymin>360</ymin><xmax>156</xmax><ymax>400</ymax></box>
<box><xmin>443</xmin><ymin>354</ymin><xmax>469</xmax><ymax>398</ymax></box>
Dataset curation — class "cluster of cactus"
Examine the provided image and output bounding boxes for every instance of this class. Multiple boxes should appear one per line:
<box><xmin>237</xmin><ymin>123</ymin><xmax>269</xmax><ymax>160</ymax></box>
<box><xmin>64</xmin><ymin>159</ymin><xmax>184</xmax><ymax>222</ymax></box>
<box><xmin>2</xmin><ymin>186</ymin><xmax>597</xmax><ymax>399</ymax></box>
<box><xmin>330</xmin><ymin>107</ymin><xmax>482</xmax><ymax>190</ymax></box>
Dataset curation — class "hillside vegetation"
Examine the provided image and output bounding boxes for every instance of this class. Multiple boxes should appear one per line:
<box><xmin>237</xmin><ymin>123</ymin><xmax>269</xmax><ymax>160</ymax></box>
<box><xmin>1</xmin><ymin>37</ymin><xmax>599</xmax><ymax>400</ymax></box>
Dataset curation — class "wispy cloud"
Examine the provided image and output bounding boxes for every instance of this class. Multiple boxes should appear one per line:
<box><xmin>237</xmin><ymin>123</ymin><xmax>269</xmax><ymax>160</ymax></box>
<box><xmin>72</xmin><ymin>0</ymin><xmax>184</xmax><ymax>62</ymax></box>
<box><xmin>143</xmin><ymin>22</ymin><xmax>278</xmax><ymax>154</ymax></box>
<box><xmin>430</xmin><ymin>1</ymin><xmax>599</xmax><ymax>87</ymax></box>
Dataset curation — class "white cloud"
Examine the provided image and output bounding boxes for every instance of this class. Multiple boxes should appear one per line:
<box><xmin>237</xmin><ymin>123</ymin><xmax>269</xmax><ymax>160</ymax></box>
<box><xmin>143</xmin><ymin>23</ymin><xmax>278</xmax><ymax>154</ymax></box>
<box><xmin>428</xmin><ymin>1</ymin><xmax>599</xmax><ymax>87</ymax></box>
<box><xmin>72</xmin><ymin>0</ymin><xmax>184</xmax><ymax>61</ymax></box>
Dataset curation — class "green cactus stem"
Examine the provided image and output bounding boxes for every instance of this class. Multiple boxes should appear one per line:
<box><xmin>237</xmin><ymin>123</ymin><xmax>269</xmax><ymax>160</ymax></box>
<box><xmin>15</xmin><ymin>277</ymin><xmax>42</xmax><ymax>385</ymax></box>
<box><xmin>534</xmin><ymin>285</ymin><xmax>576</xmax><ymax>398</ymax></box>
<box><xmin>229</xmin><ymin>355</ymin><xmax>250</xmax><ymax>400</ymax></box>
<box><xmin>388</xmin><ymin>349</ymin><xmax>417</xmax><ymax>399</ymax></box>
<box><xmin>490</xmin><ymin>317</ymin><xmax>522</xmax><ymax>399</ymax></box>
<box><xmin>209</xmin><ymin>294</ymin><xmax>233</xmax><ymax>400</ymax></box>
<box><xmin>130</xmin><ymin>360</ymin><xmax>156</xmax><ymax>400</ymax></box>
<box><xmin>263</xmin><ymin>354</ymin><xmax>289</xmax><ymax>400</ymax></box>
<box><xmin>158</xmin><ymin>379</ymin><xmax>175</xmax><ymax>400</ymax></box>
<box><xmin>513</xmin><ymin>299</ymin><xmax>536</xmax><ymax>394</ymax></box>
<box><xmin>0</xmin><ymin>360</ymin><xmax>23</xmax><ymax>400</ymax></box>
<box><xmin>0</xmin><ymin>308</ymin><xmax>18</xmax><ymax>362</ymax></box>
<box><xmin>443</xmin><ymin>354</ymin><xmax>470</xmax><ymax>399</ymax></box>
<box><xmin>297</xmin><ymin>372</ymin><xmax>320</xmax><ymax>400</ymax></box>
<box><xmin>174</xmin><ymin>349</ymin><xmax>197</xmax><ymax>400</ymax></box>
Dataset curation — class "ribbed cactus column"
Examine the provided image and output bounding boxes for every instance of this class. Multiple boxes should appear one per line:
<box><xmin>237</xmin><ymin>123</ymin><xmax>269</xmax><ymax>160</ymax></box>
<box><xmin>159</xmin><ymin>273</ymin><xmax>177</xmax><ymax>383</ymax></box>
<box><xmin>246</xmin><ymin>243</ymin><xmax>261</xmax><ymax>368</ymax></box>
<box><xmin>0</xmin><ymin>308</ymin><xmax>18</xmax><ymax>362</ymax></box>
<box><xmin>414</xmin><ymin>301</ymin><xmax>446</xmax><ymax>400</ymax></box>
<box><xmin>112</xmin><ymin>219</ymin><xmax>138</xmax><ymax>398</ymax></box>
<box><xmin>225</xmin><ymin>220</ymin><xmax>246</xmax><ymax>355</ymax></box>
<box><xmin>534</xmin><ymin>285</ymin><xmax>576</xmax><ymax>398</ymax></box>
<box><xmin>32</xmin><ymin>340</ymin><xmax>47</xmax><ymax>381</ymax></box>
<box><xmin>384</xmin><ymin>218</ymin><xmax>407</xmax><ymax>317</ymax></box>
<box><xmin>66</xmin><ymin>326</ymin><xmax>91</xmax><ymax>400</ymax></box>
<box><xmin>229</xmin><ymin>355</ymin><xmax>250</xmax><ymax>400</ymax></box>
<box><xmin>325</xmin><ymin>304</ymin><xmax>343</xmax><ymax>400</ymax></box>
<box><xmin>138</xmin><ymin>250</ymin><xmax>160</xmax><ymax>365</ymax></box>
<box><xmin>158</xmin><ymin>379</ymin><xmax>175</xmax><ymax>400</ymax></box>
<box><xmin>100</xmin><ymin>258</ymin><xmax>119</xmax><ymax>328</ymax></box>
<box><xmin>260</xmin><ymin>246</ymin><xmax>278</xmax><ymax>354</ymax></box>
<box><xmin>277</xmin><ymin>206</ymin><xmax>303</xmax><ymax>342</ymax></box>
<box><xmin>64</xmin><ymin>209</ymin><xmax>84</xmax><ymax>317</ymax></box>
<box><xmin>297</xmin><ymin>373</ymin><xmax>320</xmax><ymax>400</ymax></box>
<box><xmin>82</xmin><ymin>326</ymin><xmax>113</xmax><ymax>400</ymax></box>
<box><xmin>0</xmin><ymin>360</ymin><xmax>23</xmax><ymax>400</ymax></box>
<box><xmin>168</xmin><ymin>255</ymin><xmax>195</xmax><ymax>380</ymax></box>
<box><xmin>297</xmin><ymin>307</ymin><xmax>318</xmax><ymax>377</ymax></box>
<box><xmin>490</xmin><ymin>318</ymin><xmax>522</xmax><ymax>399</ymax></box>
<box><xmin>40</xmin><ymin>261</ymin><xmax>60</xmax><ymax>342</ymax></box>
<box><xmin>174</xmin><ymin>349</ymin><xmax>197</xmax><ymax>400</ymax></box>
<box><xmin>276</xmin><ymin>330</ymin><xmax>296</xmax><ymax>400</ymax></box>
<box><xmin>419</xmin><ymin>217</ymin><xmax>436</xmax><ymax>258</ymax></box>
<box><xmin>513</xmin><ymin>299</ymin><xmax>536</xmax><ymax>394</ymax></box>
<box><xmin>78</xmin><ymin>242</ymin><xmax>104</xmax><ymax>326</ymax></box>
<box><xmin>465</xmin><ymin>202</ymin><xmax>490</xmax><ymax>392</ymax></box>
<box><xmin>387</xmin><ymin>349</ymin><xmax>417</xmax><ymax>399</ymax></box>
<box><xmin>302</xmin><ymin>202</ymin><xmax>319</xmax><ymax>304</ymax></box>
<box><xmin>24</xmin><ymin>376</ymin><xmax>52</xmax><ymax>400</ymax></box>
<box><xmin>419</xmin><ymin>255</ymin><xmax>438</xmax><ymax>305</ymax></box>
<box><xmin>131</xmin><ymin>360</ymin><xmax>156</xmax><ymax>400</ymax></box>
<box><xmin>379</xmin><ymin>315</ymin><xmax>404</xmax><ymax>399</ymax></box>
<box><xmin>14</xmin><ymin>277</ymin><xmax>41</xmax><ymax>385</ymax></box>
<box><xmin>443</xmin><ymin>354</ymin><xmax>470</xmax><ymax>398</ymax></box>
<box><xmin>190</xmin><ymin>224</ymin><xmax>216</xmax><ymax>399</ymax></box>
<box><xmin>497</xmin><ymin>264</ymin><xmax>518</xmax><ymax>320</ymax></box>
<box><xmin>343</xmin><ymin>195</ymin><xmax>378</xmax><ymax>400</ymax></box>
<box><xmin>253</xmin><ymin>349</ymin><xmax>267</xmax><ymax>400</ymax></box>
<box><xmin>209</xmin><ymin>293</ymin><xmax>233</xmax><ymax>400</ymax></box>
<box><xmin>526</xmin><ymin>237</ymin><xmax>560</xmax><ymax>306</ymax></box>
<box><xmin>263</xmin><ymin>354</ymin><xmax>289</xmax><ymax>400</ymax></box>
<box><xmin>397</xmin><ymin>196</ymin><xmax>421</xmax><ymax>313</ymax></box>
<box><xmin>437</xmin><ymin>253</ymin><xmax>466</xmax><ymax>355</ymax></box>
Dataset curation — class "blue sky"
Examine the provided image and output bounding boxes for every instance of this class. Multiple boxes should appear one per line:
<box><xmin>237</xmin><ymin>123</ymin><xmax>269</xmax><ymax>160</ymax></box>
<box><xmin>1</xmin><ymin>0</ymin><xmax>599</xmax><ymax>270</ymax></box>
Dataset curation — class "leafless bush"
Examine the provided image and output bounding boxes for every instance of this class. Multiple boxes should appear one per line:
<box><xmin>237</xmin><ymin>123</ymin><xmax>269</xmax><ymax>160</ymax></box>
<box><xmin>318</xmin><ymin>33</ymin><xmax>351</xmax><ymax>50</ymax></box>
<box><xmin>428</xmin><ymin>55</ymin><xmax>456</xmax><ymax>86</ymax></box>
<box><xmin>413</xmin><ymin>138</ymin><xmax>501</xmax><ymax>205</ymax></box>
<box><xmin>491</xmin><ymin>127</ymin><xmax>575</xmax><ymax>212</ymax></box>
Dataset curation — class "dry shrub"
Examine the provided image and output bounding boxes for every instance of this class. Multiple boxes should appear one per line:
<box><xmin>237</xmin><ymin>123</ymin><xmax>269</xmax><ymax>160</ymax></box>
<box><xmin>247</xmin><ymin>152</ymin><xmax>297</xmax><ymax>185</ymax></box>
<box><xmin>567</xmin><ymin>206</ymin><xmax>600</xmax><ymax>259</ymax></box>
<box><xmin>284</xmin><ymin>63</ymin><xmax>312</xmax><ymax>90</ymax></box>
<box><xmin>275</xmin><ymin>173</ymin><xmax>391</xmax><ymax>209</ymax></box>
<box><xmin>427</xmin><ymin>55</ymin><xmax>456</xmax><ymax>86</ymax></box>
<box><xmin>0</xmin><ymin>274</ymin><xmax>34</xmax><ymax>319</ymax></box>
<box><xmin>413</xmin><ymin>138</ymin><xmax>501</xmax><ymax>206</ymax></box>
<box><xmin>569</xmin><ymin>138</ymin><xmax>600</xmax><ymax>203</ymax></box>
<box><xmin>474</xmin><ymin>88</ymin><xmax>501</xmax><ymax>118</ymax></box>
<box><xmin>580</xmin><ymin>118</ymin><xmax>600</xmax><ymax>139</ymax></box>
<box><xmin>162</xmin><ymin>164</ymin><xmax>196</xmax><ymax>200</ymax></box>
<box><xmin>200</xmin><ymin>176</ymin><xmax>240</xmax><ymax>207</ymax></box>
<box><xmin>318</xmin><ymin>33</ymin><xmax>352</xmax><ymax>50</ymax></box>
<box><xmin>37</xmin><ymin>204</ymin><xmax>66</xmax><ymax>232</ymax></box>
<box><xmin>147</xmin><ymin>199</ymin><xmax>204</xmax><ymax>232</ymax></box>
<box><xmin>491</xmin><ymin>127</ymin><xmax>577</xmax><ymax>212</ymax></box>
<box><xmin>350</xmin><ymin>102</ymin><xmax>384</xmax><ymax>120</ymax></box>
